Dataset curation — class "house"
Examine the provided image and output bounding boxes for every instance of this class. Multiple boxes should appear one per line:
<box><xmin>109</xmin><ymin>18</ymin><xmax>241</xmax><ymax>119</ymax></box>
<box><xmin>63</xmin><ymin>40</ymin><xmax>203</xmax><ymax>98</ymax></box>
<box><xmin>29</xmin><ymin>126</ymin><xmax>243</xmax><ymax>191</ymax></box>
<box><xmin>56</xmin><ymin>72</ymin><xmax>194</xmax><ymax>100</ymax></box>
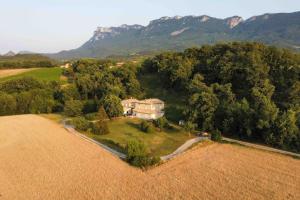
<box><xmin>60</xmin><ymin>63</ymin><xmax>71</xmax><ymax>69</ymax></box>
<box><xmin>121</xmin><ymin>98</ymin><xmax>165</xmax><ymax>120</ymax></box>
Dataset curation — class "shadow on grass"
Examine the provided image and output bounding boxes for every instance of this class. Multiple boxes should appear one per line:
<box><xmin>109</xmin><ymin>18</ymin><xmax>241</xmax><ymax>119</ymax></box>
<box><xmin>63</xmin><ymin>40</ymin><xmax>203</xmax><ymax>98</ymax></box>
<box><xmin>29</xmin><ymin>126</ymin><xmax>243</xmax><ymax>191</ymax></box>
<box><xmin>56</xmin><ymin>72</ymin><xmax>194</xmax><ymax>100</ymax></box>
<box><xmin>126</xmin><ymin>121</ymin><xmax>141</xmax><ymax>130</ymax></box>
<box><xmin>98</xmin><ymin>139</ymin><xmax>126</xmax><ymax>153</ymax></box>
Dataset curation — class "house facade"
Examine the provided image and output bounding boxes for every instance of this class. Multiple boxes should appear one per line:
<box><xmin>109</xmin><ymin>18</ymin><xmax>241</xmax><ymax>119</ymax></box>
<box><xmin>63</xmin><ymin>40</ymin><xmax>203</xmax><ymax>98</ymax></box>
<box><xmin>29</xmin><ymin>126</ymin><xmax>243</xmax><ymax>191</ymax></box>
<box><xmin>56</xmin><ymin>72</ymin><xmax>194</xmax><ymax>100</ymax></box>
<box><xmin>121</xmin><ymin>98</ymin><xmax>165</xmax><ymax>120</ymax></box>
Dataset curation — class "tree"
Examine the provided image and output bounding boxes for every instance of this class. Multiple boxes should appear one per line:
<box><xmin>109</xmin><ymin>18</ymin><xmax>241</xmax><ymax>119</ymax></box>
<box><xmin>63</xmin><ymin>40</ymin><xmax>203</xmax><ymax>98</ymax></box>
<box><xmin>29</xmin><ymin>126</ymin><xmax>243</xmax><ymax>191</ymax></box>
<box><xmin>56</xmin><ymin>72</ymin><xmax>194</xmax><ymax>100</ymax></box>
<box><xmin>62</xmin><ymin>84</ymin><xmax>80</xmax><ymax>102</ymax></box>
<box><xmin>92</xmin><ymin>120</ymin><xmax>109</xmax><ymax>135</ymax></box>
<box><xmin>92</xmin><ymin>106</ymin><xmax>110</xmax><ymax>135</ymax></box>
<box><xmin>64</xmin><ymin>100</ymin><xmax>84</xmax><ymax>117</ymax></box>
<box><xmin>98</xmin><ymin>106</ymin><xmax>109</xmax><ymax>120</ymax></box>
<box><xmin>250</xmin><ymin>80</ymin><xmax>278</xmax><ymax>135</ymax></box>
<box><xmin>269</xmin><ymin>109</ymin><xmax>300</xmax><ymax>151</ymax></box>
<box><xmin>184</xmin><ymin>121</ymin><xmax>197</xmax><ymax>136</ymax></box>
<box><xmin>140</xmin><ymin>120</ymin><xmax>155</xmax><ymax>133</ymax></box>
<box><xmin>0</xmin><ymin>92</ymin><xmax>16</xmax><ymax>115</ymax></box>
<box><xmin>71</xmin><ymin>117</ymin><xmax>91</xmax><ymax>132</ymax></box>
<box><xmin>186</xmin><ymin>90</ymin><xmax>219</xmax><ymax>131</ymax></box>
<box><xmin>211</xmin><ymin>129</ymin><xmax>222</xmax><ymax>142</ymax></box>
<box><xmin>126</xmin><ymin>139</ymin><xmax>159</xmax><ymax>167</ymax></box>
<box><xmin>154</xmin><ymin>117</ymin><xmax>168</xmax><ymax>131</ymax></box>
<box><xmin>102</xmin><ymin>95</ymin><xmax>123</xmax><ymax>118</ymax></box>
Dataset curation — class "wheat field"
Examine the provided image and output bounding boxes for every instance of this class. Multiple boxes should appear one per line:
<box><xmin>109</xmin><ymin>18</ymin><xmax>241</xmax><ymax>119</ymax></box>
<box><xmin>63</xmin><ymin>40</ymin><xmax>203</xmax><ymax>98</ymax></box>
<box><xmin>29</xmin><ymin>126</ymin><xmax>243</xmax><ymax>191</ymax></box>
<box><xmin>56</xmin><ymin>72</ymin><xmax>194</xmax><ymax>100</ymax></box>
<box><xmin>0</xmin><ymin>115</ymin><xmax>299</xmax><ymax>200</ymax></box>
<box><xmin>0</xmin><ymin>68</ymin><xmax>38</xmax><ymax>78</ymax></box>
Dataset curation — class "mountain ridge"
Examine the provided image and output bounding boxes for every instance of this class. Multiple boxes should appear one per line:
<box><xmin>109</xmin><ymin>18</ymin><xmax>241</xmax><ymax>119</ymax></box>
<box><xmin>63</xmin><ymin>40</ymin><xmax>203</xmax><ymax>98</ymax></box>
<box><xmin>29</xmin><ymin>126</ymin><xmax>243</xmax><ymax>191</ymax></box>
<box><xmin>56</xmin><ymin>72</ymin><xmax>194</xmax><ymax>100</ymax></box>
<box><xmin>48</xmin><ymin>11</ymin><xmax>300</xmax><ymax>59</ymax></box>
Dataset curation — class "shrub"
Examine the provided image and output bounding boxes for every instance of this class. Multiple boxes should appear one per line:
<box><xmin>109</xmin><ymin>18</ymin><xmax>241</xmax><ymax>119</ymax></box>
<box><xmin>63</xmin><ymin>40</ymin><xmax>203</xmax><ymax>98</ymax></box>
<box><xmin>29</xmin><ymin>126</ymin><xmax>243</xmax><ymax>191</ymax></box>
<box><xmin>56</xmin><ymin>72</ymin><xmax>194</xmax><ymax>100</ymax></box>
<box><xmin>71</xmin><ymin>117</ymin><xmax>92</xmax><ymax>132</ymax></box>
<box><xmin>211</xmin><ymin>129</ymin><xmax>222</xmax><ymax>142</ymax></box>
<box><xmin>140</xmin><ymin>120</ymin><xmax>155</xmax><ymax>133</ymax></box>
<box><xmin>154</xmin><ymin>117</ymin><xmax>169</xmax><ymax>131</ymax></box>
<box><xmin>92</xmin><ymin>120</ymin><xmax>109</xmax><ymax>135</ymax></box>
<box><xmin>64</xmin><ymin>100</ymin><xmax>84</xmax><ymax>117</ymax></box>
<box><xmin>97</xmin><ymin>106</ymin><xmax>109</xmax><ymax>120</ymax></box>
<box><xmin>0</xmin><ymin>92</ymin><xmax>16</xmax><ymax>115</ymax></box>
<box><xmin>126</xmin><ymin>139</ymin><xmax>159</xmax><ymax>167</ymax></box>
<box><xmin>84</xmin><ymin>113</ymin><xmax>97</xmax><ymax>121</ymax></box>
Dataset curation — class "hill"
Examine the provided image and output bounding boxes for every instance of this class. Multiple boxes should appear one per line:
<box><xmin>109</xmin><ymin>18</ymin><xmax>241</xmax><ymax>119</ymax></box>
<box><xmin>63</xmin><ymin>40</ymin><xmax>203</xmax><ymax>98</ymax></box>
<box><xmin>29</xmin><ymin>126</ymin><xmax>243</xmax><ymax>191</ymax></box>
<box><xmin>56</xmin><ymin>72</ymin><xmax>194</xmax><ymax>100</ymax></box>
<box><xmin>0</xmin><ymin>114</ymin><xmax>299</xmax><ymax>199</ymax></box>
<box><xmin>0</xmin><ymin>54</ymin><xmax>57</xmax><ymax>69</ymax></box>
<box><xmin>49</xmin><ymin>11</ymin><xmax>300</xmax><ymax>59</ymax></box>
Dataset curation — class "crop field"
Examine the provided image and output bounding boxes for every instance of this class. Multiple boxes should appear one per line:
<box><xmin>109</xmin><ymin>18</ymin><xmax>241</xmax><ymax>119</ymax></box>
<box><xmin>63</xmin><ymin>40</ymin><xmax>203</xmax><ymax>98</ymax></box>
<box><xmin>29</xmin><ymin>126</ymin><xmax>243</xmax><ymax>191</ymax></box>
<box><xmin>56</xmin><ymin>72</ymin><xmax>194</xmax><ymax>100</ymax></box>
<box><xmin>0</xmin><ymin>67</ymin><xmax>65</xmax><ymax>82</ymax></box>
<box><xmin>0</xmin><ymin>68</ymin><xmax>38</xmax><ymax>78</ymax></box>
<box><xmin>0</xmin><ymin>115</ymin><xmax>299</xmax><ymax>200</ymax></box>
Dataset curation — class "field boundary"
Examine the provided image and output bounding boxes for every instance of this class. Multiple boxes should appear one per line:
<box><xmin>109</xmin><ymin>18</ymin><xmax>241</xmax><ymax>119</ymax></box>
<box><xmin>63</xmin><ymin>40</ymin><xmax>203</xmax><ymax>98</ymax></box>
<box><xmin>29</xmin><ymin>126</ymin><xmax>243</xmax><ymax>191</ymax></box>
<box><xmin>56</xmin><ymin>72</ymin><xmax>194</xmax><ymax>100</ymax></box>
<box><xmin>63</xmin><ymin>122</ymin><xmax>127</xmax><ymax>159</ymax></box>
<box><xmin>62</xmin><ymin>120</ymin><xmax>209</xmax><ymax>161</ymax></box>
<box><xmin>223</xmin><ymin>137</ymin><xmax>300</xmax><ymax>158</ymax></box>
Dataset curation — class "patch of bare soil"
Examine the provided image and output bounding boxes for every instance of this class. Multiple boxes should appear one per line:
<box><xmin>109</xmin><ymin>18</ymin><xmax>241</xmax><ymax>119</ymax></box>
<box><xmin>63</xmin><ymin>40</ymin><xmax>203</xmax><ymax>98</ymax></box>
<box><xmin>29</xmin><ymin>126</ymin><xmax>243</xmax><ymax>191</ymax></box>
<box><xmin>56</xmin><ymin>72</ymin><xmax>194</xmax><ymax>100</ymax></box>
<box><xmin>0</xmin><ymin>68</ymin><xmax>38</xmax><ymax>78</ymax></box>
<box><xmin>0</xmin><ymin>115</ymin><xmax>299</xmax><ymax>200</ymax></box>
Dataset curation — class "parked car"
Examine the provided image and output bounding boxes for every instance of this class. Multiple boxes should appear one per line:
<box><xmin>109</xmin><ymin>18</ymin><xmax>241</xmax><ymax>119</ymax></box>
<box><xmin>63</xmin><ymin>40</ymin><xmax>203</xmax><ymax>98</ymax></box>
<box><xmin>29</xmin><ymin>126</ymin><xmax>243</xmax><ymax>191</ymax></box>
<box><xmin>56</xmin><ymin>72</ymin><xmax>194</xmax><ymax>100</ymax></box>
<box><xmin>197</xmin><ymin>132</ymin><xmax>210</xmax><ymax>137</ymax></box>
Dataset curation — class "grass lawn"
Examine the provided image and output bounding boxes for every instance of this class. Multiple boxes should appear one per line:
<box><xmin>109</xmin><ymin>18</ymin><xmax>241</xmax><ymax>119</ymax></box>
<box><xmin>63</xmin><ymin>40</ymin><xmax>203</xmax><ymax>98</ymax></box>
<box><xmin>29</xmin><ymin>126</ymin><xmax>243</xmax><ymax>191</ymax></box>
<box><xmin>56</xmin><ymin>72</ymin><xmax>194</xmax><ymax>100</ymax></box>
<box><xmin>138</xmin><ymin>74</ymin><xmax>187</xmax><ymax>123</ymax></box>
<box><xmin>0</xmin><ymin>67</ymin><xmax>66</xmax><ymax>83</ymax></box>
<box><xmin>85</xmin><ymin>117</ymin><xmax>194</xmax><ymax>157</ymax></box>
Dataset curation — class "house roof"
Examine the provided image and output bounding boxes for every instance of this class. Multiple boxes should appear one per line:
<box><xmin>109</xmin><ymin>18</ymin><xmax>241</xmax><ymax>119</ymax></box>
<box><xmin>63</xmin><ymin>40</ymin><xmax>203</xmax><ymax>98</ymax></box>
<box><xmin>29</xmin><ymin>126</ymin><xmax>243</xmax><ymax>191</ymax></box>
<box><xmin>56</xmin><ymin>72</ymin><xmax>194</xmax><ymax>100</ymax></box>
<box><xmin>121</xmin><ymin>98</ymin><xmax>164</xmax><ymax>105</ymax></box>
<box><xmin>121</xmin><ymin>98</ymin><xmax>139</xmax><ymax>104</ymax></box>
<box><xmin>142</xmin><ymin>98</ymin><xmax>164</xmax><ymax>104</ymax></box>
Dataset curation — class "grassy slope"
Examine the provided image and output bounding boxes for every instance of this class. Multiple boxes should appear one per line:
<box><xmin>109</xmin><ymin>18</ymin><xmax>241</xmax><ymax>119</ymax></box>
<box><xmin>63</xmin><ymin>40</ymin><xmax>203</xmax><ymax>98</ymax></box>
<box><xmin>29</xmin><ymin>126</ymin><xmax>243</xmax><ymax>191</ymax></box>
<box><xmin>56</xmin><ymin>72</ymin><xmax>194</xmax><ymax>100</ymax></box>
<box><xmin>0</xmin><ymin>67</ymin><xmax>65</xmax><ymax>83</ymax></box>
<box><xmin>85</xmin><ymin>118</ymin><xmax>193</xmax><ymax>157</ymax></box>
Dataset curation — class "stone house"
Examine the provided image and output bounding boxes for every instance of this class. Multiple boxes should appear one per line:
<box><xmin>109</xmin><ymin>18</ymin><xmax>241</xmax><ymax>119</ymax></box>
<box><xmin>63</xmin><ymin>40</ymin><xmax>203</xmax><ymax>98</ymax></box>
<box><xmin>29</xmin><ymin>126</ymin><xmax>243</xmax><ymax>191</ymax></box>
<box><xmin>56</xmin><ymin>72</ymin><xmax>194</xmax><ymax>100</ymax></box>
<box><xmin>121</xmin><ymin>98</ymin><xmax>165</xmax><ymax>120</ymax></box>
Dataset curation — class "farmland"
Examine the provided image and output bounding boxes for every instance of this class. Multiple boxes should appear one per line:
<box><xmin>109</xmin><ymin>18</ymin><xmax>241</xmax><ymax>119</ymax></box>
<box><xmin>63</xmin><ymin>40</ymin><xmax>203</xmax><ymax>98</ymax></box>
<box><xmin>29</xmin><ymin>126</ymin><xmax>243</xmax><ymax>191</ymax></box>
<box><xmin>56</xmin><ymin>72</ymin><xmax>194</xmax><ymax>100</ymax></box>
<box><xmin>0</xmin><ymin>114</ymin><xmax>299</xmax><ymax>200</ymax></box>
<box><xmin>0</xmin><ymin>68</ymin><xmax>39</xmax><ymax>78</ymax></box>
<box><xmin>0</xmin><ymin>67</ymin><xmax>65</xmax><ymax>82</ymax></box>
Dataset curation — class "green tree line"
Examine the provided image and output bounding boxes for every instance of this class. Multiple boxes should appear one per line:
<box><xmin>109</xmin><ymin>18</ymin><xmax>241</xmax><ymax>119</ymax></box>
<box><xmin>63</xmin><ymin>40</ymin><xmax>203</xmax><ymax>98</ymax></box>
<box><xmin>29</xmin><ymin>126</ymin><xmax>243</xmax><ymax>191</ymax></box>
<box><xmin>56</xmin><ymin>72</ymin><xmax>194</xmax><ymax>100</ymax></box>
<box><xmin>142</xmin><ymin>42</ymin><xmax>300</xmax><ymax>152</ymax></box>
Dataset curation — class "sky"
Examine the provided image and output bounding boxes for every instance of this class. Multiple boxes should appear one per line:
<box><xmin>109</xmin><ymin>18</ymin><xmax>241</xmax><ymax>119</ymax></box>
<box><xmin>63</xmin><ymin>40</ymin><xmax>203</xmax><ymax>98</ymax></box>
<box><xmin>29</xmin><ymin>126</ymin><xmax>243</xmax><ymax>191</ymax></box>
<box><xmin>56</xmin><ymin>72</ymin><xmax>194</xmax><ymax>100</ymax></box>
<box><xmin>0</xmin><ymin>0</ymin><xmax>299</xmax><ymax>54</ymax></box>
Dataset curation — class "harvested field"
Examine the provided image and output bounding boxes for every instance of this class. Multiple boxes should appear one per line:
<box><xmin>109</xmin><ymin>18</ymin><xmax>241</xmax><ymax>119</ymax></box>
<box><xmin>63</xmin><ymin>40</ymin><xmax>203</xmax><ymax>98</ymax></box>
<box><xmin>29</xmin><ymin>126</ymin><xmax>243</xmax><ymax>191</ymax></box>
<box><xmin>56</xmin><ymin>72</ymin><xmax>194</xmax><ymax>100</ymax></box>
<box><xmin>0</xmin><ymin>68</ymin><xmax>38</xmax><ymax>78</ymax></box>
<box><xmin>0</xmin><ymin>115</ymin><xmax>299</xmax><ymax>200</ymax></box>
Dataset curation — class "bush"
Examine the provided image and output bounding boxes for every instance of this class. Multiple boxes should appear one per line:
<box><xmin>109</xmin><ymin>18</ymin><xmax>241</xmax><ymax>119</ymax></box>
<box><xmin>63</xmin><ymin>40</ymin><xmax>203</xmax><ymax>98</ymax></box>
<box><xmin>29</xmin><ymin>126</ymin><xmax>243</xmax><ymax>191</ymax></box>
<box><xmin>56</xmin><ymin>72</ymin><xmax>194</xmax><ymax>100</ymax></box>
<box><xmin>0</xmin><ymin>92</ymin><xmax>16</xmax><ymax>115</ymax></box>
<box><xmin>71</xmin><ymin>117</ymin><xmax>92</xmax><ymax>132</ymax></box>
<box><xmin>64</xmin><ymin>100</ymin><xmax>84</xmax><ymax>117</ymax></box>
<box><xmin>140</xmin><ymin>120</ymin><xmax>155</xmax><ymax>133</ymax></box>
<box><xmin>126</xmin><ymin>139</ymin><xmax>160</xmax><ymax>167</ymax></box>
<box><xmin>84</xmin><ymin>113</ymin><xmax>97</xmax><ymax>121</ymax></box>
<box><xmin>130</xmin><ymin>155</ymin><xmax>160</xmax><ymax>167</ymax></box>
<box><xmin>211</xmin><ymin>129</ymin><xmax>222</xmax><ymax>142</ymax></box>
<box><xmin>92</xmin><ymin>120</ymin><xmax>109</xmax><ymax>135</ymax></box>
<box><xmin>153</xmin><ymin>117</ymin><xmax>169</xmax><ymax>131</ymax></box>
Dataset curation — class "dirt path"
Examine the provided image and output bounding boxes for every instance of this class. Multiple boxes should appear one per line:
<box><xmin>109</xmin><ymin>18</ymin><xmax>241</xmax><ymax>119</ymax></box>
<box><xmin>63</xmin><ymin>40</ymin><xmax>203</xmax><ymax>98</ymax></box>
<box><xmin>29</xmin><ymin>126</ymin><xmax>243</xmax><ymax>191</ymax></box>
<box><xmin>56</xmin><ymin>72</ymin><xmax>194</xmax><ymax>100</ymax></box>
<box><xmin>223</xmin><ymin>137</ymin><xmax>300</xmax><ymax>158</ymax></box>
<box><xmin>64</xmin><ymin>123</ymin><xmax>127</xmax><ymax>159</ymax></box>
<box><xmin>0</xmin><ymin>68</ymin><xmax>38</xmax><ymax>78</ymax></box>
<box><xmin>160</xmin><ymin>137</ymin><xmax>207</xmax><ymax>160</ymax></box>
<box><xmin>0</xmin><ymin>115</ymin><xmax>299</xmax><ymax>200</ymax></box>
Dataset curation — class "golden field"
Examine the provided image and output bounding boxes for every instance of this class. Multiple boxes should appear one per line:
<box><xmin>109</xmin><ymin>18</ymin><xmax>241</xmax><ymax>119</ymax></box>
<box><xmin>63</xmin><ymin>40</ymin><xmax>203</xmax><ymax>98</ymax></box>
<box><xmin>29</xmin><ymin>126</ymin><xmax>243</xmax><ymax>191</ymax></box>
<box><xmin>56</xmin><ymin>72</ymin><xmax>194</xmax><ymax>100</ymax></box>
<box><xmin>0</xmin><ymin>115</ymin><xmax>299</xmax><ymax>200</ymax></box>
<box><xmin>0</xmin><ymin>68</ymin><xmax>37</xmax><ymax>78</ymax></box>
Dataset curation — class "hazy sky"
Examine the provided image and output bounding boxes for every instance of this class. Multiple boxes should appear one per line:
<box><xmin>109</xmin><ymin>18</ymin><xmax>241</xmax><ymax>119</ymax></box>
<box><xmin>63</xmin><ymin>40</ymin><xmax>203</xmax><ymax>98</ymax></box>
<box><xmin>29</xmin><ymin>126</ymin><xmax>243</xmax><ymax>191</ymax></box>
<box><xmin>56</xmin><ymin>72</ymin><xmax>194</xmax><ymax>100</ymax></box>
<box><xmin>0</xmin><ymin>0</ymin><xmax>299</xmax><ymax>54</ymax></box>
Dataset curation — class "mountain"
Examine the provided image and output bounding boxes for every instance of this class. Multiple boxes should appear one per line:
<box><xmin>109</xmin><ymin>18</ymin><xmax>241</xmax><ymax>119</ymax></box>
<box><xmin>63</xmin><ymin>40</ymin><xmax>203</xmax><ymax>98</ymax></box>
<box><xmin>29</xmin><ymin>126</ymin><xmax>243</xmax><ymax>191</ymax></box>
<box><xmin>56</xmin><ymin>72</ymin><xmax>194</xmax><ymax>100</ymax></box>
<box><xmin>3</xmin><ymin>51</ymin><xmax>16</xmax><ymax>57</ymax></box>
<box><xmin>49</xmin><ymin>11</ymin><xmax>300</xmax><ymax>59</ymax></box>
<box><xmin>18</xmin><ymin>51</ymin><xmax>36</xmax><ymax>55</ymax></box>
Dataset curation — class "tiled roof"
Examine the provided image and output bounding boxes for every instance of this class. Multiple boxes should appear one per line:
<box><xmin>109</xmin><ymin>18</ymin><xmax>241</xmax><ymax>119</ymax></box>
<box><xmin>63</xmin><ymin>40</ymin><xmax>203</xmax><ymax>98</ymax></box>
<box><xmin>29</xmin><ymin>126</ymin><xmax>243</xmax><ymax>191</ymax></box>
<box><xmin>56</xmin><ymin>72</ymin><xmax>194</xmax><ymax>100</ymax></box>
<box><xmin>121</xmin><ymin>98</ymin><xmax>164</xmax><ymax>105</ymax></box>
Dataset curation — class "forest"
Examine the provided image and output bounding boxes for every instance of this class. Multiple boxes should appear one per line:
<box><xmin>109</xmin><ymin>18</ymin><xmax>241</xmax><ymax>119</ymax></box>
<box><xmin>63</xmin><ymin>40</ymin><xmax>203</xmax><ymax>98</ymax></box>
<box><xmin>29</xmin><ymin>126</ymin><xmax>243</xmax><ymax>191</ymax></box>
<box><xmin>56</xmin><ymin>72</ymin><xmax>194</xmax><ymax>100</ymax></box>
<box><xmin>0</xmin><ymin>42</ymin><xmax>299</xmax><ymax>153</ymax></box>
<box><xmin>142</xmin><ymin>42</ymin><xmax>300</xmax><ymax>152</ymax></box>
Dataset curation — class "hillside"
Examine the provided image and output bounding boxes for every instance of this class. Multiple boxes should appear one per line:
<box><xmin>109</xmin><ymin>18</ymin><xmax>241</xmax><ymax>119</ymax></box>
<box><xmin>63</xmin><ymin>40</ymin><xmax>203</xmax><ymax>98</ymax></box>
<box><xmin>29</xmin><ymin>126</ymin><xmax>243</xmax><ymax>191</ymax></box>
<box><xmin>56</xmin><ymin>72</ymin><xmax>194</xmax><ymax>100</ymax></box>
<box><xmin>0</xmin><ymin>54</ymin><xmax>56</xmax><ymax>69</ymax></box>
<box><xmin>0</xmin><ymin>115</ymin><xmax>299</xmax><ymax>199</ymax></box>
<box><xmin>49</xmin><ymin>11</ymin><xmax>300</xmax><ymax>59</ymax></box>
